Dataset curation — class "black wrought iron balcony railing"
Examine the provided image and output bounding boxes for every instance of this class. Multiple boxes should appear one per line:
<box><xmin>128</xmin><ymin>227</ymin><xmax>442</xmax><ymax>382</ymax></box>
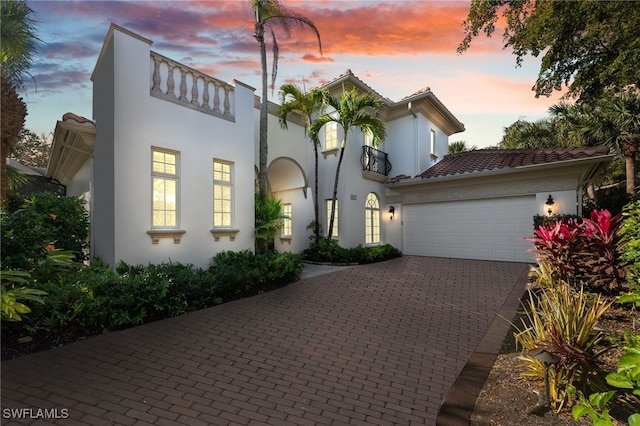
<box><xmin>361</xmin><ymin>145</ymin><xmax>392</xmax><ymax>177</ymax></box>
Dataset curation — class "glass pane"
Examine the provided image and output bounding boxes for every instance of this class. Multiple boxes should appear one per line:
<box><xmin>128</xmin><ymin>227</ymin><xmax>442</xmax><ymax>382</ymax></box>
<box><xmin>165</xmin><ymin>211</ymin><xmax>176</xmax><ymax>227</ymax></box>
<box><xmin>153</xmin><ymin>211</ymin><xmax>165</xmax><ymax>227</ymax></box>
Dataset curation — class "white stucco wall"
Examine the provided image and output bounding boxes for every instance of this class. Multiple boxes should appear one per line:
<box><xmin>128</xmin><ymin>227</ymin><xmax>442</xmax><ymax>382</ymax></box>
<box><xmin>536</xmin><ymin>190</ymin><xmax>578</xmax><ymax>217</ymax></box>
<box><xmin>92</xmin><ymin>26</ymin><xmax>255</xmax><ymax>268</ymax></box>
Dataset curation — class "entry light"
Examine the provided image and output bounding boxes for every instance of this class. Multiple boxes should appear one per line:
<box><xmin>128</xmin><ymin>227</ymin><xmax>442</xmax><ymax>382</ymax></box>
<box><xmin>388</xmin><ymin>206</ymin><xmax>395</xmax><ymax>221</ymax></box>
<box><xmin>545</xmin><ymin>195</ymin><xmax>555</xmax><ymax>217</ymax></box>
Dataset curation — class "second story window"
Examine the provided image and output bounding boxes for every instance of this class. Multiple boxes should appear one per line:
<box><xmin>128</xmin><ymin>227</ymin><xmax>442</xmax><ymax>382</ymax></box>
<box><xmin>325</xmin><ymin>121</ymin><xmax>338</xmax><ymax>150</ymax></box>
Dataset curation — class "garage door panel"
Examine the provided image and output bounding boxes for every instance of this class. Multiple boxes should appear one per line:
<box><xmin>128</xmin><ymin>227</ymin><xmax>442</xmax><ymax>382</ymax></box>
<box><xmin>403</xmin><ymin>196</ymin><xmax>535</xmax><ymax>263</ymax></box>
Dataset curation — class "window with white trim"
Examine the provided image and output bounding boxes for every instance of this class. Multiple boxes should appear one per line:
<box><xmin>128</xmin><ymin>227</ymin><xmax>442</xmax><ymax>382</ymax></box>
<box><xmin>282</xmin><ymin>203</ymin><xmax>292</xmax><ymax>237</ymax></box>
<box><xmin>213</xmin><ymin>159</ymin><xmax>233</xmax><ymax>227</ymax></box>
<box><xmin>325</xmin><ymin>120</ymin><xmax>338</xmax><ymax>150</ymax></box>
<box><xmin>326</xmin><ymin>199</ymin><xmax>338</xmax><ymax>237</ymax></box>
<box><xmin>365</xmin><ymin>193</ymin><xmax>380</xmax><ymax>244</ymax></box>
<box><xmin>430</xmin><ymin>129</ymin><xmax>436</xmax><ymax>155</ymax></box>
<box><xmin>152</xmin><ymin>148</ymin><xmax>179</xmax><ymax>228</ymax></box>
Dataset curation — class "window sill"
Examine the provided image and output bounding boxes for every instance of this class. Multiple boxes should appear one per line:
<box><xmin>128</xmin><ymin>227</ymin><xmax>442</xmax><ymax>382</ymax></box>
<box><xmin>279</xmin><ymin>237</ymin><xmax>292</xmax><ymax>244</ymax></box>
<box><xmin>322</xmin><ymin>148</ymin><xmax>339</xmax><ymax>158</ymax></box>
<box><xmin>147</xmin><ymin>229</ymin><xmax>186</xmax><ymax>244</ymax></box>
<box><xmin>210</xmin><ymin>228</ymin><xmax>239</xmax><ymax>241</ymax></box>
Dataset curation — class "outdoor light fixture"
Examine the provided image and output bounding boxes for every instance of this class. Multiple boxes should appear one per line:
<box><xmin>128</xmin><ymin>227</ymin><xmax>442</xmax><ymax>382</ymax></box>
<box><xmin>545</xmin><ymin>194</ymin><xmax>555</xmax><ymax>217</ymax></box>
<box><xmin>529</xmin><ymin>348</ymin><xmax>560</xmax><ymax>415</ymax></box>
<box><xmin>388</xmin><ymin>206</ymin><xmax>395</xmax><ymax>220</ymax></box>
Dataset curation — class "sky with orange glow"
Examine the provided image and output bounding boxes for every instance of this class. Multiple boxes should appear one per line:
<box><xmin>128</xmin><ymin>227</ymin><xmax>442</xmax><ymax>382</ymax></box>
<box><xmin>23</xmin><ymin>0</ymin><xmax>567</xmax><ymax>148</ymax></box>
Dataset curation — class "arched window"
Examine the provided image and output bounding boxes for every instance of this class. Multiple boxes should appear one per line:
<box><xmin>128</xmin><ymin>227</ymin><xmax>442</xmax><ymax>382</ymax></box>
<box><xmin>365</xmin><ymin>193</ymin><xmax>380</xmax><ymax>245</ymax></box>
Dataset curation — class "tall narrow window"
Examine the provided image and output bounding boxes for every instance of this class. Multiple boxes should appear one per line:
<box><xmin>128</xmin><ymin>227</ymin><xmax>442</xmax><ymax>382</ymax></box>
<box><xmin>365</xmin><ymin>193</ymin><xmax>380</xmax><ymax>244</ymax></box>
<box><xmin>430</xmin><ymin>129</ymin><xmax>436</xmax><ymax>155</ymax></box>
<box><xmin>282</xmin><ymin>203</ymin><xmax>292</xmax><ymax>237</ymax></box>
<box><xmin>325</xmin><ymin>120</ymin><xmax>338</xmax><ymax>150</ymax></box>
<box><xmin>152</xmin><ymin>148</ymin><xmax>179</xmax><ymax>228</ymax></box>
<box><xmin>213</xmin><ymin>160</ymin><xmax>233</xmax><ymax>227</ymax></box>
<box><xmin>326</xmin><ymin>199</ymin><xmax>338</xmax><ymax>237</ymax></box>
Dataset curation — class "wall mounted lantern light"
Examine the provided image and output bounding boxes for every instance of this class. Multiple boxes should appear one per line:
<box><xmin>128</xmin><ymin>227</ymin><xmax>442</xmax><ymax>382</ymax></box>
<box><xmin>545</xmin><ymin>194</ymin><xmax>555</xmax><ymax>216</ymax></box>
<box><xmin>388</xmin><ymin>206</ymin><xmax>395</xmax><ymax>221</ymax></box>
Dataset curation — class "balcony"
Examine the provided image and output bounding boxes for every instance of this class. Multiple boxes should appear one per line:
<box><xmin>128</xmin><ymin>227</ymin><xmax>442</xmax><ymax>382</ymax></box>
<box><xmin>361</xmin><ymin>145</ymin><xmax>392</xmax><ymax>182</ymax></box>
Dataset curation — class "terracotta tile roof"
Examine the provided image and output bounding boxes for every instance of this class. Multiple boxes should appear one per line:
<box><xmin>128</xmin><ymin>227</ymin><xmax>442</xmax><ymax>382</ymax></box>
<box><xmin>418</xmin><ymin>146</ymin><xmax>611</xmax><ymax>179</ymax></box>
<box><xmin>321</xmin><ymin>69</ymin><xmax>393</xmax><ymax>104</ymax></box>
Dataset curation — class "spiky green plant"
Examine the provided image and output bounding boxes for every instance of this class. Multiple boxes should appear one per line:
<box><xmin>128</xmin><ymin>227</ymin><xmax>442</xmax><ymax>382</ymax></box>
<box><xmin>514</xmin><ymin>283</ymin><xmax>613</xmax><ymax>410</ymax></box>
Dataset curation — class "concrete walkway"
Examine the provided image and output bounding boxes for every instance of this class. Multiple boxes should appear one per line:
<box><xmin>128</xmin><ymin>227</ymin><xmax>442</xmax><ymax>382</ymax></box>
<box><xmin>1</xmin><ymin>256</ymin><xmax>529</xmax><ymax>425</ymax></box>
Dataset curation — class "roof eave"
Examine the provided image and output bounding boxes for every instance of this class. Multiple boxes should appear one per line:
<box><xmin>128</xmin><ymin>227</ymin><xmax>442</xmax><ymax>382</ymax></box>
<box><xmin>388</xmin><ymin>154</ymin><xmax>615</xmax><ymax>190</ymax></box>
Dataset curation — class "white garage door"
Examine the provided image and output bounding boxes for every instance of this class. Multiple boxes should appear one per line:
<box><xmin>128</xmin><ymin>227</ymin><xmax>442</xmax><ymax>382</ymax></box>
<box><xmin>402</xmin><ymin>196</ymin><xmax>535</xmax><ymax>263</ymax></box>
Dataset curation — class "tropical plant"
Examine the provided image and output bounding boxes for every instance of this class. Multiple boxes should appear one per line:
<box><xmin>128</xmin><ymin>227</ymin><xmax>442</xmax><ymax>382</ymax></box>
<box><xmin>448</xmin><ymin>140</ymin><xmax>477</xmax><ymax>154</ymax></box>
<box><xmin>459</xmin><ymin>0</ymin><xmax>640</xmax><ymax>102</ymax></box>
<box><xmin>584</xmin><ymin>91</ymin><xmax>640</xmax><ymax>196</ymax></box>
<box><xmin>572</xmin><ymin>332</ymin><xmax>640</xmax><ymax>426</ymax></box>
<box><xmin>1</xmin><ymin>192</ymin><xmax>89</xmax><ymax>271</ymax></box>
<box><xmin>514</xmin><ymin>284</ymin><xmax>613</xmax><ymax>411</ymax></box>
<box><xmin>309</xmin><ymin>88</ymin><xmax>386</xmax><ymax>238</ymax></box>
<box><xmin>279</xmin><ymin>84</ymin><xmax>328</xmax><ymax>245</ymax></box>
<box><xmin>526</xmin><ymin>210</ymin><xmax>626</xmax><ymax>294</ymax></box>
<box><xmin>551</xmin><ymin>92</ymin><xmax>640</xmax><ymax>195</ymax></box>
<box><xmin>0</xmin><ymin>269</ymin><xmax>46</xmax><ymax>322</ymax></box>
<box><xmin>619</xmin><ymin>200</ymin><xmax>640</xmax><ymax>289</ymax></box>
<box><xmin>254</xmin><ymin>194</ymin><xmax>287</xmax><ymax>254</ymax></box>
<box><xmin>252</xmin><ymin>0</ymin><xmax>322</xmax><ymax>198</ymax></box>
<box><xmin>1</xmin><ymin>0</ymin><xmax>40</xmax><ymax>203</ymax></box>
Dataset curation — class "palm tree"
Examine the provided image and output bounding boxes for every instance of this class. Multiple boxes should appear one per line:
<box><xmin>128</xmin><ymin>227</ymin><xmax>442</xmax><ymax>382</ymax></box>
<box><xmin>278</xmin><ymin>84</ymin><xmax>328</xmax><ymax>244</ymax></box>
<box><xmin>499</xmin><ymin>119</ymin><xmax>557</xmax><ymax>149</ymax></box>
<box><xmin>551</xmin><ymin>92</ymin><xmax>640</xmax><ymax>195</ymax></box>
<box><xmin>1</xmin><ymin>0</ymin><xmax>40</xmax><ymax>203</ymax></box>
<box><xmin>583</xmin><ymin>92</ymin><xmax>640</xmax><ymax>195</ymax></box>
<box><xmin>448</xmin><ymin>140</ymin><xmax>477</xmax><ymax>154</ymax></box>
<box><xmin>252</xmin><ymin>0</ymin><xmax>322</xmax><ymax>198</ymax></box>
<box><xmin>309</xmin><ymin>88</ymin><xmax>386</xmax><ymax>239</ymax></box>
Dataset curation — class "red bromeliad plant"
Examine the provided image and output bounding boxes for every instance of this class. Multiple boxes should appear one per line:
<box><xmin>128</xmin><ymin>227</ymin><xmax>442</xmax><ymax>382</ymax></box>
<box><xmin>527</xmin><ymin>209</ymin><xmax>627</xmax><ymax>294</ymax></box>
<box><xmin>578</xmin><ymin>210</ymin><xmax>627</xmax><ymax>292</ymax></box>
<box><xmin>526</xmin><ymin>219</ymin><xmax>582</xmax><ymax>284</ymax></box>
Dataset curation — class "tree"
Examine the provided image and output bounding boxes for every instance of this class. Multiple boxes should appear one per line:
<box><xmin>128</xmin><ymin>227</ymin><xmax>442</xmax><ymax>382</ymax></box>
<box><xmin>9</xmin><ymin>129</ymin><xmax>50</xmax><ymax>168</ymax></box>
<box><xmin>309</xmin><ymin>88</ymin><xmax>386</xmax><ymax>239</ymax></box>
<box><xmin>579</xmin><ymin>92</ymin><xmax>640</xmax><ymax>195</ymax></box>
<box><xmin>500</xmin><ymin>119</ymin><xmax>557</xmax><ymax>149</ymax></box>
<box><xmin>253</xmin><ymin>0</ymin><xmax>322</xmax><ymax>198</ymax></box>
<box><xmin>254</xmin><ymin>194</ymin><xmax>287</xmax><ymax>254</ymax></box>
<box><xmin>278</xmin><ymin>84</ymin><xmax>328</xmax><ymax>245</ymax></box>
<box><xmin>459</xmin><ymin>1</ymin><xmax>640</xmax><ymax>102</ymax></box>
<box><xmin>448</xmin><ymin>140</ymin><xmax>477</xmax><ymax>154</ymax></box>
<box><xmin>1</xmin><ymin>0</ymin><xmax>40</xmax><ymax>203</ymax></box>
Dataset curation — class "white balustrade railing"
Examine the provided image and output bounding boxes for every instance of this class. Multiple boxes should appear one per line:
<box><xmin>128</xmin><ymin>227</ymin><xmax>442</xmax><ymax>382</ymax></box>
<box><xmin>150</xmin><ymin>51</ymin><xmax>234</xmax><ymax>122</ymax></box>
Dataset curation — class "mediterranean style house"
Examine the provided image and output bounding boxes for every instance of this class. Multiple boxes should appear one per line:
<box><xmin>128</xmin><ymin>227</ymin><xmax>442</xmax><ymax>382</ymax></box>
<box><xmin>46</xmin><ymin>24</ymin><xmax>613</xmax><ymax>267</ymax></box>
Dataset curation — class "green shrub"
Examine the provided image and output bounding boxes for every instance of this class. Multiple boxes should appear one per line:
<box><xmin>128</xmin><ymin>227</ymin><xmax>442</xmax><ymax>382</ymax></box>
<box><xmin>302</xmin><ymin>238</ymin><xmax>402</xmax><ymax>264</ymax></box>
<box><xmin>210</xmin><ymin>250</ymin><xmax>303</xmax><ymax>298</ymax></box>
<box><xmin>619</xmin><ymin>200</ymin><xmax>640</xmax><ymax>289</ymax></box>
<box><xmin>533</xmin><ymin>213</ymin><xmax>583</xmax><ymax>231</ymax></box>
<box><xmin>572</xmin><ymin>332</ymin><xmax>640</xmax><ymax>425</ymax></box>
<box><xmin>1</xmin><ymin>192</ymin><xmax>89</xmax><ymax>271</ymax></box>
<box><xmin>1</xmin><ymin>251</ymin><xmax>304</xmax><ymax>357</ymax></box>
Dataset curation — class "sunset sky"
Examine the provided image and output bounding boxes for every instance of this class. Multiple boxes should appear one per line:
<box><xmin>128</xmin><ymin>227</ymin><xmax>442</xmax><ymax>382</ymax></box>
<box><xmin>22</xmin><ymin>0</ymin><xmax>567</xmax><ymax>148</ymax></box>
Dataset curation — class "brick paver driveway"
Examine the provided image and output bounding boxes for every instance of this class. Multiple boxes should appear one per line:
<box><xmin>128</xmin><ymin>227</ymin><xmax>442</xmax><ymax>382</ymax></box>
<box><xmin>1</xmin><ymin>256</ymin><xmax>528</xmax><ymax>425</ymax></box>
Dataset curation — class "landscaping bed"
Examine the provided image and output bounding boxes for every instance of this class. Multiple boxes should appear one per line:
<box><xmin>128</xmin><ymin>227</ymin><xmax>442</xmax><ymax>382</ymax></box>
<box><xmin>471</xmin><ymin>301</ymin><xmax>639</xmax><ymax>425</ymax></box>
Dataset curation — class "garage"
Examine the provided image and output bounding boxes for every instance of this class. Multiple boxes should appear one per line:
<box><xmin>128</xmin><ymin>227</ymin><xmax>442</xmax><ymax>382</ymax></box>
<box><xmin>402</xmin><ymin>196</ymin><xmax>536</xmax><ymax>263</ymax></box>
